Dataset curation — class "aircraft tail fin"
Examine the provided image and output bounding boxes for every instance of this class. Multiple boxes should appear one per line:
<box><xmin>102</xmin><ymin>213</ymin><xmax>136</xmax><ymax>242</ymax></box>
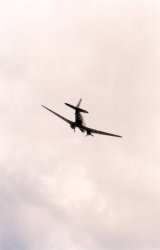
<box><xmin>65</xmin><ymin>99</ymin><xmax>88</xmax><ymax>113</ymax></box>
<box><xmin>76</xmin><ymin>98</ymin><xmax>82</xmax><ymax>108</ymax></box>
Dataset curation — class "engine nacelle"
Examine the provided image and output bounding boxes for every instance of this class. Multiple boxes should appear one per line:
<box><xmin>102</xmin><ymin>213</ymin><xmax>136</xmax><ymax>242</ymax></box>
<box><xmin>71</xmin><ymin>123</ymin><xmax>76</xmax><ymax>130</ymax></box>
<box><xmin>86</xmin><ymin>130</ymin><xmax>93</xmax><ymax>136</ymax></box>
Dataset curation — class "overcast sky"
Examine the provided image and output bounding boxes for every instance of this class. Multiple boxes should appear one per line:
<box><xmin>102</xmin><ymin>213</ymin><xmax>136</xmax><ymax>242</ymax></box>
<box><xmin>0</xmin><ymin>0</ymin><xmax>160</xmax><ymax>250</ymax></box>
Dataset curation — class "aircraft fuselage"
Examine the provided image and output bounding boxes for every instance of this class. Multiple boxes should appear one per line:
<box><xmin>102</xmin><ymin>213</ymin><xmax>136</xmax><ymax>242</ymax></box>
<box><xmin>70</xmin><ymin>113</ymin><xmax>85</xmax><ymax>132</ymax></box>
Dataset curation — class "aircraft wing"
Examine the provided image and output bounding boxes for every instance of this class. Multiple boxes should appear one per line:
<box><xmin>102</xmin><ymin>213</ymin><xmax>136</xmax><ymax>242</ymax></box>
<box><xmin>41</xmin><ymin>105</ymin><xmax>73</xmax><ymax>125</ymax></box>
<box><xmin>81</xmin><ymin>125</ymin><xmax>122</xmax><ymax>138</ymax></box>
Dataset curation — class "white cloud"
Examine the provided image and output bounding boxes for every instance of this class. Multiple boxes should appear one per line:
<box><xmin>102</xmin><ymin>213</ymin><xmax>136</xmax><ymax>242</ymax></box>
<box><xmin>0</xmin><ymin>0</ymin><xmax>160</xmax><ymax>249</ymax></box>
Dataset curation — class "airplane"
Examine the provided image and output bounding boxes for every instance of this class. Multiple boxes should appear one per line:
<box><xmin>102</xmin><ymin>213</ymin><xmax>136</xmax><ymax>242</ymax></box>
<box><xmin>41</xmin><ymin>99</ymin><xmax>122</xmax><ymax>138</ymax></box>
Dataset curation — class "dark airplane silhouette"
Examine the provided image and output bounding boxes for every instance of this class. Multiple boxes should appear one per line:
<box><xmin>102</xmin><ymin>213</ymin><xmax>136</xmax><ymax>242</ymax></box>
<box><xmin>42</xmin><ymin>99</ymin><xmax>122</xmax><ymax>137</ymax></box>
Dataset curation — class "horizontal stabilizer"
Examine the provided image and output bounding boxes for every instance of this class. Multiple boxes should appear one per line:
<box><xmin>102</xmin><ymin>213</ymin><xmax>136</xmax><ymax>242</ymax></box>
<box><xmin>65</xmin><ymin>103</ymin><xmax>88</xmax><ymax>113</ymax></box>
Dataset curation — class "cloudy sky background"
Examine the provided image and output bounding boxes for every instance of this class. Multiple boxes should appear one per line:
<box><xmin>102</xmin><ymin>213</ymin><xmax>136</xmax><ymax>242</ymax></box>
<box><xmin>0</xmin><ymin>0</ymin><xmax>160</xmax><ymax>249</ymax></box>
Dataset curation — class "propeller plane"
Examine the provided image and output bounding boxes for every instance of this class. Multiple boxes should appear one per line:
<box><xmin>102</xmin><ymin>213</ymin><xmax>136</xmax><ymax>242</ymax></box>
<box><xmin>42</xmin><ymin>99</ymin><xmax>122</xmax><ymax>138</ymax></box>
